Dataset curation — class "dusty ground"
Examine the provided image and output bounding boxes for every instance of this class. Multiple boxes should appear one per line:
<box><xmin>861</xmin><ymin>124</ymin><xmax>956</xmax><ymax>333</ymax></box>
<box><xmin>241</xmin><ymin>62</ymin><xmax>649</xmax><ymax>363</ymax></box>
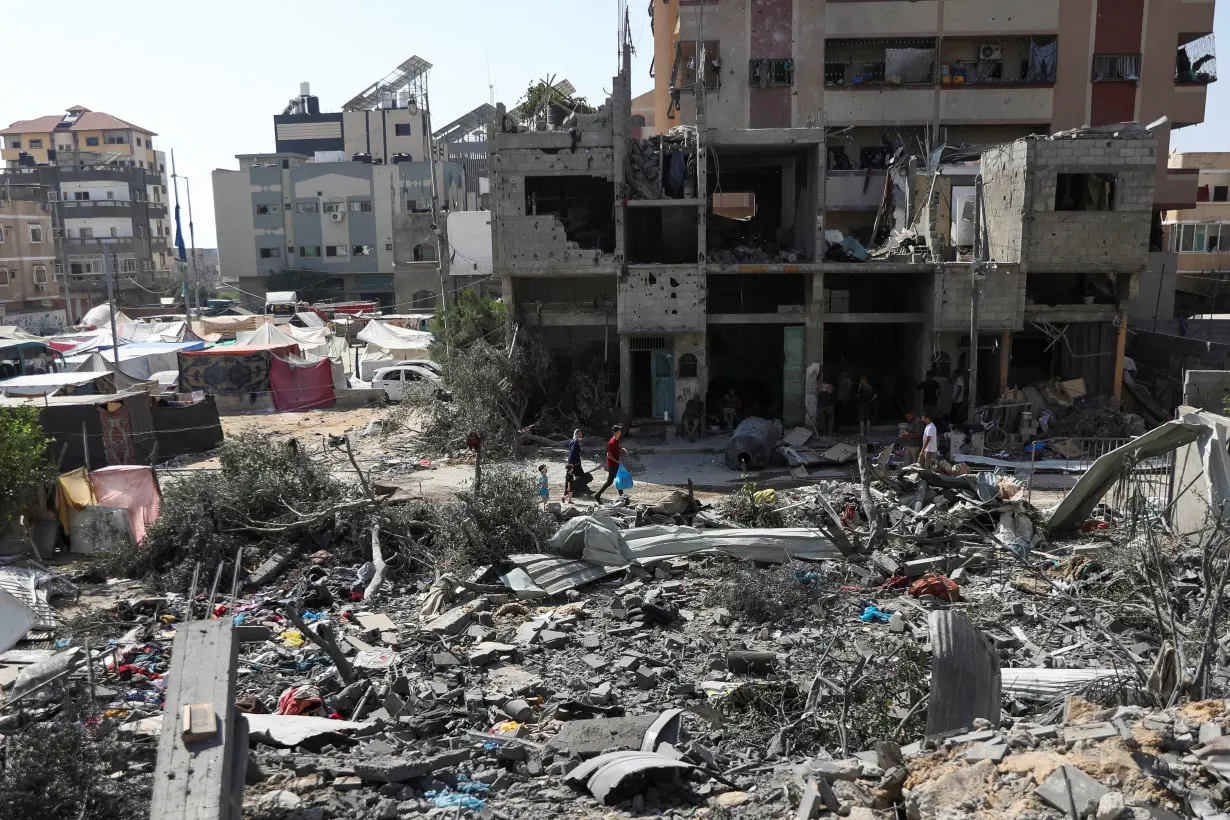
<box><xmin>193</xmin><ymin>406</ymin><xmax>1069</xmax><ymax>510</ymax></box>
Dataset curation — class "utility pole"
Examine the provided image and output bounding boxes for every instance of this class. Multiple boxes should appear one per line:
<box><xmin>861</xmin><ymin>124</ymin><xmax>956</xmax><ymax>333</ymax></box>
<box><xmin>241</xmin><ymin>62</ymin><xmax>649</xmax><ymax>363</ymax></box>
<box><xmin>967</xmin><ymin>175</ymin><xmax>985</xmax><ymax>426</ymax></box>
<box><xmin>424</xmin><ymin>80</ymin><xmax>451</xmax><ymax>354</ymax></box>
<box><xmin>104</xmin><ymin>251</ymin><xmax>120</xmax><ymax>368</ymax></box>
<box><xmin>170</xmin><ymin>150</ymin><xmax>188</xmax><ymax>314</ymax></box>
<box><xmin>47</xmin><ymin>168</ymin><xmax>74</xmax><ymax>325</ymax></box>
<box><xmin>186</xmin><ymin>176</ymin><xmax>199</xmax><ymax>316</ymax></box>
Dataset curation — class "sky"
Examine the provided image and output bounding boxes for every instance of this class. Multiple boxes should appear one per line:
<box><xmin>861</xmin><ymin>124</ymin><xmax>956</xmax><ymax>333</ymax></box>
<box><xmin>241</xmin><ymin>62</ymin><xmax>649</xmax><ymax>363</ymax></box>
<box><xmin>3</xmin><ymin>1</ymin><xmax>1227</xmax><ymax>249</ymax></box>
<box><xmin>0</xmin><ymin>0</ymin><xmax>655</xmax><ymax>249</ymax></box>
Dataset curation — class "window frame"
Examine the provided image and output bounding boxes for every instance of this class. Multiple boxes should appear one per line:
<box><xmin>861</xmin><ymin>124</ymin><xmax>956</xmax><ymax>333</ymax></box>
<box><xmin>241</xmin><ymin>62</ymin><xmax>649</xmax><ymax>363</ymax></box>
<box><xmin>32</xmin><ymin>265</ymin><xmax>48</xmax><ymax>285</ymax></box>
<box><xmin>259</xmin><ymin>247</ymin><xmax>282</xmax><ymax>259</ymax></box>
<box><xmin>325</xmin><ymin>245</ymin><xmax>349</xmax><ymax>258</ymax></box>
<box><xmin>349</xmin><ymin>200</ymin><xmax>374</xmax><ymax>213</ymax></box>
<box><xmin>295</xmin><ymin>201</ymin><xmax>320</xmax><ymax>214</ymax></box>
<box><xmin>0</xmin><ymin>268</ymin><xmax>9</xmax><ymax>287</ymax></box>
<box><xmin>352</xmin><ymin>244</ymin><xmax>375</xmax><ymax>256</ymax></box>
<box><xmin>29</xmin><ymin>225</ymin><xmax>43</xmax><ymax>243</ymax></box>
<box><xmin>256</xmin><ymin>204</ymin><xmax>280</xmax><ymax>215</ymax></box>
<box><xmin>300</xmin><ymin>246</ymin><xmax>322</xmax><ymax>258</ymax></box>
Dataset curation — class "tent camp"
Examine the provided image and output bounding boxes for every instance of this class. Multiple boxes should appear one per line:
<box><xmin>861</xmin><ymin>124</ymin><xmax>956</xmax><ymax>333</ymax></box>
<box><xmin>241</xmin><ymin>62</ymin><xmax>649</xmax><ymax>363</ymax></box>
<box><xmin>271</xmin><ymin>354</ymin><xmax>336</xmax><ymax>411</ymax></box>
<box><xmin>81</xmin><ymin>303</ymin><xmax>134</xmax><ymax>329</ymax></box>
<box><xmin>195</xmin><ymin>314</ymin><xmax>269</xmax><ymax>340</ymax></box>
<box><xmin>177</xmin><ymin>343</ymin><xmax>298</xmax><ymax>394</ymax></box>
<box><xmin>357</xmin><ymin>320</ymin><xmax>433</xmax><ymax>379</ymax></box>
<box><xmin>0</xmin><ymin>370</ymin><xmax>117</xmax><ymax>397</ymax></box>
<box><xmin>1</xmin><ymin>389</ymin><xmax>156</xmax><ymax>470</ymax></box>
<box><xmin>67</xmin><ymin>341</ymin><xmax>205</xmax><ymax>379</ymax></box>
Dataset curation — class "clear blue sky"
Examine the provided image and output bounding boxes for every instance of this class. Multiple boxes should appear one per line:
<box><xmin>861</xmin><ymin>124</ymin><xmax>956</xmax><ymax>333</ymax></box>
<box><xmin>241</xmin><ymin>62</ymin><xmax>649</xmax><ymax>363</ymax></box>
<box><xmin>3</xmin><ymin>1</ymin><xmax>1226</xmax><ymax>248</ymax></box>
<box><xmin>0</xmin><ymin>0</ymin><xmax>655</xmax><ymax>248</ymax></box>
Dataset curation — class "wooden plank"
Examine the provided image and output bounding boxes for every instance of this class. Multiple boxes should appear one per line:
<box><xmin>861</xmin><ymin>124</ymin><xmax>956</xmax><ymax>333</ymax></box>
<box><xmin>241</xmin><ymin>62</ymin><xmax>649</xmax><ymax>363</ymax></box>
<box><xmin>151</xmin><ymin>618</ymin><xmax>238</xmax><ymax>820</ymax></box>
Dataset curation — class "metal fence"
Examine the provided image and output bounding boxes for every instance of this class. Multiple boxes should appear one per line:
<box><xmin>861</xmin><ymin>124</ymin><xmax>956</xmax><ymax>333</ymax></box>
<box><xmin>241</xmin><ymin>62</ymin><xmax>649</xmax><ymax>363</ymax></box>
<box><xmin>1055</xmin><ymin>436</ymin><xmax>1176</xmax><ymax>517</ymax></box>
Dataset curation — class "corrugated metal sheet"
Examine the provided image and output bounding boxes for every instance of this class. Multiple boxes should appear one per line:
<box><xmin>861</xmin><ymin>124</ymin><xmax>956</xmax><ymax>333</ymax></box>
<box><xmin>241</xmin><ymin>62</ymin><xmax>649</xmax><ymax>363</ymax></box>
<box><xmin>1001</xmin><ymin>667</ymin><xmax>1122</xmax><ymax>697</ymax></box>
<box><xmin>505</xmin><ymin>554</ymin><xmax>624</xmax><ymax>596</ymax></box>
<box><xmin>1193</xmin><ymin>735</ymin><xmax>1230</xmax><ymax>786</ymax></box>
<box><xmin>927</xmin><ymin>611</ymin><xmax>1001</xmax><ymax>735</ymax></box>
<box><xmin>1048</xmin><ymin>420</ymin><xmax>1206</xmax><ymax>531</ymax></box>
<box><xmin>0</xmin><ymin>566</ymin><xmax>59</xmax><ymax>634</ymax></box>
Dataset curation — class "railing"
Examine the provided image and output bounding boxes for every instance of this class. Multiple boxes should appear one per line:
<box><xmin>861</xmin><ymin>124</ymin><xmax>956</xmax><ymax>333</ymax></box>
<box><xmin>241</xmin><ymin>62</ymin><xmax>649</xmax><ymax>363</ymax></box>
<box><xmin>1053</xmin><ymin>436</ymin><xmax>1175</xmax><ymax>516</ymax></box>
<box><xmin>1177</xmin><ymin>34</ymin><xmax>1217</xmax><ymax>83</ymax></box>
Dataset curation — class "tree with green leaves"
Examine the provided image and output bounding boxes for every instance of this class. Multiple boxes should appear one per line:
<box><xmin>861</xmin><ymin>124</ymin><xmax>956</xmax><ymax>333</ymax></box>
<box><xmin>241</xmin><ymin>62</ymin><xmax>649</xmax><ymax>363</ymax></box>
<box><xmin>0</xmin><ymin>407</ymin><xmax>53</xmax><ymax>524</ymax></box>
<box><xmin>516</xmin><ymin>80</ymin><xmax>596</xmax><ymax>124</ymax></box>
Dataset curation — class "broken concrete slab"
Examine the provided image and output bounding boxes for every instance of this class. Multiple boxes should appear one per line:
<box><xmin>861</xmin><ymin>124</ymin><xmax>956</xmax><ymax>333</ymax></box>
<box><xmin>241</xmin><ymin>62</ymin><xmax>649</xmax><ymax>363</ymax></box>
<box><xmin>963</xmin><ymin>741</ymin><xmax>1008</xmax><ymax>763</ymax></box>
<box><xmin>564</xmin><ymin>750</ymin><xmax>695</xmax><ymax>805</ymax></box>
<box><xmin>1035</xmin><ymin>764</ymin><xmax>1109</xmax><ymax>816</ymax></box>
<box><xmin>1063</xmin><ymin>721</ymin><xmax>1119</xmax><ymax>743</ymax></box>
<box><xmin>424</xmin><ymin>605</ymin><xmax>473</xmax><ymax>636</ymax></box>
<box><xmin>548</xmin><ymin>713</ymin><xmax>663</xmax><ymax>758</ymax></box>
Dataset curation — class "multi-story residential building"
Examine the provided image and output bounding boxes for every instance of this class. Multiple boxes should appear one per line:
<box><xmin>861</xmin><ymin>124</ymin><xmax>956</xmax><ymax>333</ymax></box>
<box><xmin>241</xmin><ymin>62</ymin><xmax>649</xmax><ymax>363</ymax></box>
<box><xmin>0</xmin><ymin>107</ymin><xmax>174</xmax><ymax>307</ymax></box>
<box><xmin>1158</xmin><ymin>152</ymin><xmax>1230</xmax><ymax>319</ymax></box>
<box><xmin>214</xmin><ymin>65</ymin><xmax>472</xmax><ymax>308</ymax></box>
<box><xmin>492</xmin><ymin>5</ymin><xmax>1201</xmax><ymax>428</ymax></box>
<box><xmin>434</xmin><ymin>103</ymin><xmax>496</xmax><ymax>211</ymax></box>
<box><xmin>0</xmin><ymin>181</ymin><xmax>66</xmax><ymax>332</ymax></box>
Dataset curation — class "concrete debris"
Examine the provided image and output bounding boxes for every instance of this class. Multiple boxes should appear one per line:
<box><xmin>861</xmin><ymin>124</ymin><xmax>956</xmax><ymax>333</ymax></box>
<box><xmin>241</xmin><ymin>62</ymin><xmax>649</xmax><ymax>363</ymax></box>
<box><xmin>14</xmin><ymin>411</ymin><xmax>1230</xmax><ymax>820</ymax></box>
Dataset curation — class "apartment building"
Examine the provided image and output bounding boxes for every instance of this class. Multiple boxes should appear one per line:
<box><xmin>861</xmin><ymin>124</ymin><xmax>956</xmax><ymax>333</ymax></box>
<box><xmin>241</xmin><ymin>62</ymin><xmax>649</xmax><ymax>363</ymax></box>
<box><xmin>0</xmin><ymin>107</ymin><xmax>175</xmax><ymax>306</ymax></box>
<box><xmin>1157</xmin><ymin>152</ymin><xmax>1230</xmax><ymax>319</ymax></box>
<box><xmin>0</xmin><ymin>182</ymin><xmax>65</xmax><ymax>332</ymax></box>
<box><xmin>214</xmin><ymin>66</ymin><xmax>472</xmax><ymax>307</ymax></box>
<box><xmin>491</xmin><ymin>3</ymin><xmax>1199</xmax><ymax>427</ymax></box>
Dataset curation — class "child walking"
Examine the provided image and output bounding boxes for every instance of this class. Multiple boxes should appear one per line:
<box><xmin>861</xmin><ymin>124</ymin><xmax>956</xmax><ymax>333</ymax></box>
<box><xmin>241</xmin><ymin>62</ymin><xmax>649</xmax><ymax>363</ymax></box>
<box><xmin>562</xmin><ymin>463</ymin><xmax>575</xmax><ymax>504</ymax></box>
<box><xmin>537</xmin><ymin>464</ymin><xmax>550</xmax><ymax>505</ymax></box>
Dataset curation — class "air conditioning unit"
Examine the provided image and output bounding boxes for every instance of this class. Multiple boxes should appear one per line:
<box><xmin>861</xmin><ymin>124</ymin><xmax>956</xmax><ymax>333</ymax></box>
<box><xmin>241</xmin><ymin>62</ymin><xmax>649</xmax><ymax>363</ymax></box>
<box><xmin>980</xmin><ymin>43</ymin><xmax>1003</xmax><ymax>61</ymax></box>
<box><xmin>330</xmin><ymin>211</ymin><xmax>344</xmax><ymax>223</ymax></box>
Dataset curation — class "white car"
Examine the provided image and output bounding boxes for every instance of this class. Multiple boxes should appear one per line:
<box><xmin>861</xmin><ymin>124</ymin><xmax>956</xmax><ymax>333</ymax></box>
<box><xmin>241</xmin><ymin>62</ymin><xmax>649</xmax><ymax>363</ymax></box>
<box><xmin>393</xmin><ymin>359</ymin><xmax>442</xmax><ymax>377</ymax></box>
<box><xmin>372</xmin><ymin>365</ymin><xmax>444</xmax><ymax>402</ymax></box>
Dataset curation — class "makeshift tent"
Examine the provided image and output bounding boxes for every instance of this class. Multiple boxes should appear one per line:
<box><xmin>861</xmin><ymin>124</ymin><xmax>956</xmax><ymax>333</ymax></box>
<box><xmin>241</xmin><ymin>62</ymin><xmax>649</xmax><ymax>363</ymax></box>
<box><xmin>55</xmin><ymin>465</ymin><xmax>160</xmax><ymax>552</ymax></box>
<box><xmin>68</xmin><ymin>353</ymin><xmax>157</xmax><ymax>393</ymax></box>
<box><xmin>195</xmin><ymin>314</ymin><xmax>269</xmax><ymax>339</ymax></box>
<box><xmin>0</xmin><ymin>371</ymin><xmax>116</xmax><ymax>397</ymax></box>
<box><xmin>177</xmin><ymin>344</ymin><xmax>296</xmax><ymax>394</ymax></box>
<box><xmin>236</xmin><ymin>323</ymin><xmax>300</xmax><ymax>348</ymax></box>
<box><xmin>91</xmin><ymin>466</ymin><xmax>160</xmax><ymax>545</ymax></box>
<box><xmin>270</xmin><ymin>355</ymin><xmax>336</xmax><ymax>411</ymax></box>
<box><xmin>149</xmin><ymin>394</ymin><xmax>224</xmax><ymax>458</ymax></box>
<box><xmin>81</xmin><ymin>303</ymin><xmax>134</xmax><ymax>329</ymax></box>
<box><xmin>357</xmin><ymin>320</ymin><xmax>433</xmax><ymax>379</ymax></box>
<box><xmin>2</xmin><ymin>390</ymin><xmax>156</xmax><ymax>472</ymax></box>
<box><xmin>292</xmin><ymin>312</ymin><xmax>326</xmax><ymax>328</ymax></box>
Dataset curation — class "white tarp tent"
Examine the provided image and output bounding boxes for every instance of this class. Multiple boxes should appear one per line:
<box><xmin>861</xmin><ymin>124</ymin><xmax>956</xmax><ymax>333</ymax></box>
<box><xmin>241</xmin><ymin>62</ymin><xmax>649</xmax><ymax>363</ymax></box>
<box><xmin>357</xmin><ymin>320</ymin><xmax>433</xmax><ymax>379</ymax></box>
<box><xmin>80</xmin><ymin>303</ymin><xmax>133</xmax><ymax>329</ymax></box>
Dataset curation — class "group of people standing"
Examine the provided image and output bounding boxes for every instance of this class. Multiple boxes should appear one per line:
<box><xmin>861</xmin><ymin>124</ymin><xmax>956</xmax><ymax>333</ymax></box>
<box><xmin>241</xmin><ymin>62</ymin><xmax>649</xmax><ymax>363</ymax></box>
<box><xmin>814</xmin><ymin>373</ymin><xmax>878</xmax><ymax>436</ymax></box>
<box><xmin>537</xmin><ymin>425</ymin><xmax>628</xmax><ymax>506</ymax></box>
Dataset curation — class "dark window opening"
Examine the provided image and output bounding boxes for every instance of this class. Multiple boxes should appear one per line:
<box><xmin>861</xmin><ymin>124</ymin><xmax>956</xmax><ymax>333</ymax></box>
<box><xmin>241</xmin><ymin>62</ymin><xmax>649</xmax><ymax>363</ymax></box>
<box><xmin>749</xmin><ymin>58</ymin><xmax>795</xmax><ymax>87</ymax></box>
<box><xmin>1091</xmin><ymin>54</ymin><xmax>1141</xmax><ymax>82</ymax></box>
<box><xmin>1215</xmin><ymin>186</ymin><xmax>1228</xmax><ymax>202</ymax></box>
<box><xmin>524</xmin><ymin>176</ymin><xmax>617</xmax><ymax>253</ymax></box>
<box><xmin>394</xmin><ymin>123</ymin><xmax>412</xmax><ymax>136</ymax></box>
<box><xmin>626</xmin><ymin>207</ymin><xmax>699</xmax><ymax>264</ymax></box>
<box><xmin>411</xmin><ymin>290</ymin><xmax>436</xmax><ymax>309</ymax></box>
<box><xmin>1055</xmin><ymin>173</ymin><xmax>1115</xmax><ymax>211</ymax></box>
<box><xmin>678</xmin><ymin>353</ymin><xmax>698</xmax><ymax>379</ymax></box>
<box><xmin>707</xmin><ymin>273</ymin><xmax>805</xmax><ymax>314</ymax></box>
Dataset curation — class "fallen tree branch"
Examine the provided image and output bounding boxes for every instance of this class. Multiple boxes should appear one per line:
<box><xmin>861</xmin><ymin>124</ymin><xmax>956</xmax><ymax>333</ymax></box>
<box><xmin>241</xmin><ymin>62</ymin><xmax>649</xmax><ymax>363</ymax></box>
<box><xmin>857</xmin><ymin>446</ymin><xmax>889</xmax><ymax>553</ymax></box>
<box><xmin>364</xmin><ymin>522</ymin><xmax>386</xmax><ymax>600</ymax></box>
<box><xmin>280</xmin><ymin>601</ymin><xmax>356</xmax><ymax>684</ymax></box>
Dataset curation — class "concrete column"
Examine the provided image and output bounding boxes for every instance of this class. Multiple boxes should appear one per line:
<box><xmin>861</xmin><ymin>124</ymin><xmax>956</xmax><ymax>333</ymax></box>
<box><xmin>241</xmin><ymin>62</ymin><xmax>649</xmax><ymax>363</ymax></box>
<box><xmin>1112</xmin><ymin>315</ymin><xmax>1128</xmax><ymax>403</ymax></box>
<box><xmin>999</xmin><ymin>331</ymin><xmax>1013</xmax><ymax>395</ymax></box>
<box><xmin>502</xmin><ymin>275</ymin><xmax>517</xmax><ymax>346</ymax></box>
<box><xmin>618</xmin><ymin>333</ymin><xmax>632</xmax><ymax>419</ymax></box>
<box><xmin>806</xmin><ymin>271</ymin><xmax>824</xmax><ymax>369</ymax></box>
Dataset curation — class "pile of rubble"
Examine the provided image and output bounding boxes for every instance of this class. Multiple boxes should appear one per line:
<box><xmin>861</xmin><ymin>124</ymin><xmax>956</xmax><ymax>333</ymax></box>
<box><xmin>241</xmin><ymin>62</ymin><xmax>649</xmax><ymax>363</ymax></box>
<box><xmin>3</xmin><ymin>431</ymin><xmax>1229</xmax><ymax>819</ymax></box>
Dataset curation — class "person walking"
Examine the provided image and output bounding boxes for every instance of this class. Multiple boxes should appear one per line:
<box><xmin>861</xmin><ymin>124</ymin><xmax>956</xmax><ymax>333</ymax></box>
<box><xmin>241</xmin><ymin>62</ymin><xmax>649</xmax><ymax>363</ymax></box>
<box><xmin>593</xmin><ymin>424</ymin><xmax>624</xmax><ymax>504</ymax></box>
<box><xmin>566</xmin><ymin>428</ymin><xmax>593</xmax><ymax>496</ymax></box>
<box><xmin>856</xmin><ymin>375</ymin><xmax>877</xmax><ymax>436</ymax></box>
<box><xmin>536</xmin><ymin>464</ymin><xmax>550</xmax><ymax>505</ymax></box>
<box><xmin>921</xmin><ymin>413</ymin><xmax>939</xmax><ymax>471</ymax></box>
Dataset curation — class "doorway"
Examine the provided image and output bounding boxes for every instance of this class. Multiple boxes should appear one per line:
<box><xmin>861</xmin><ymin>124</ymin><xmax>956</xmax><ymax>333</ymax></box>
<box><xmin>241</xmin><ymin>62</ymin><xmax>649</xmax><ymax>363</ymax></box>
<box><xmin>630</xmin><ymin>337</ymin><xmax>673</xmax><ymax>419</ymax></box>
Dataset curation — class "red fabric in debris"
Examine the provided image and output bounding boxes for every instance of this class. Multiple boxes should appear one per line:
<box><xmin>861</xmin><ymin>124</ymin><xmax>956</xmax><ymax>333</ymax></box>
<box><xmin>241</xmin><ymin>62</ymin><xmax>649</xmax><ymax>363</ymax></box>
<box><xmin>270</xmin><ymin>356</ymin><xmax>335</xmax><ymax>412</ymax></box>
<box><xmin>907</xmin><ymin>573</ymin><xmax>961</xmax><ymax>602</ymax></box>
<box><xmin>90</xmin><ymin>465</ymin><xmax>160</xmax><ymax>545</ymax></box>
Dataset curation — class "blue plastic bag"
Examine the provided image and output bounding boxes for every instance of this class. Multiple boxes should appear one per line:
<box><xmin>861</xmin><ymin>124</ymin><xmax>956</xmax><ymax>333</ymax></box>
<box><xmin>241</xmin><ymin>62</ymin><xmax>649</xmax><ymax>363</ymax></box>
<box><xmin>614</xmin><ymin>464</ymin><xmax>634</xmax><ymax>491</ymax></box>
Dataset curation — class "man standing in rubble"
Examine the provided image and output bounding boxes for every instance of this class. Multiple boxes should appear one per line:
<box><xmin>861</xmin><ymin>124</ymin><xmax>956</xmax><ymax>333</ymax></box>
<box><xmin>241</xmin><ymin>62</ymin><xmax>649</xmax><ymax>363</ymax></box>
<box><xmin>816</xmin><ymin>376</ymin><xmax>836</xmax><ymax>436</ymax></box>
<box><xmin>594</xmin><ymin>424</ymin><xmax>625</xmax><ymax>504</ymax></box>
<box><xmin>921</xmin><ymin>412</ymin><xmax>938</xmax><ymax>470</ymax></box>
<box><xmin>903</xmin><ymin>411</ymin><xmax>924</xmax><ymax>464</ymax></box>
<box><xmin>917</xmin><ymin>371</ymin><xmax>940</xmax><ymax>418</ymax></box>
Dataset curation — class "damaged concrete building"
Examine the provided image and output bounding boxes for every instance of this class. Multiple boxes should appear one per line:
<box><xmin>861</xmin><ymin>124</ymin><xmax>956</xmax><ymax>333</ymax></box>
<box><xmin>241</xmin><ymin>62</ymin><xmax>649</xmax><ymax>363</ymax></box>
<box><xmin>490</xmin><ymin>1</ymin><xmax>1212</xmax><ymax>426</ymax></box>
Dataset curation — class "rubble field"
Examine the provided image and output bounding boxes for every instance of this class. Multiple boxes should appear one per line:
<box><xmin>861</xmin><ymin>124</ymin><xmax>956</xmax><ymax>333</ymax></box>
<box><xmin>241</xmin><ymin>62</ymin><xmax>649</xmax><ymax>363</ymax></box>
<box><xmin>3</xmin><ymin>415</ymin><xmax>1230</xmax><ymax>820</ymax></box>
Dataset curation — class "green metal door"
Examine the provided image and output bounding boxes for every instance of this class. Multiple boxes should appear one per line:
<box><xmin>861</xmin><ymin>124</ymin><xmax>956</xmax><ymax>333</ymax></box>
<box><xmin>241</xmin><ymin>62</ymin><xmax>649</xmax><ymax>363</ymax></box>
<box><xmin>783</xmin><ymin>326</ymin><xmax>805</xmax><ymax>426</ymax></box>
<box><xmin>651</xmin><ymin>350</ymin><xmax>675</xmax><ymax>419</ymax></box>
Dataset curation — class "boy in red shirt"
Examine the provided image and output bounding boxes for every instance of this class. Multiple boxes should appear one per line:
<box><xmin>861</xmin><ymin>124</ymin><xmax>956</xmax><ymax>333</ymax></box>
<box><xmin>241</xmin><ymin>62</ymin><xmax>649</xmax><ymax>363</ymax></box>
<box><xmin>594</xmin><ymin>424</ymin><xmax>624</xmax><ymax>503</ymax></box>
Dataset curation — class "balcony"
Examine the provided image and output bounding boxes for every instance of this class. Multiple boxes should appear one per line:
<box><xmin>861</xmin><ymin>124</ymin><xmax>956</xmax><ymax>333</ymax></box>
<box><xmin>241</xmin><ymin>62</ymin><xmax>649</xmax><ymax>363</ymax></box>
<box><xmin>942</xmin><ymin>0</ymin><xmax>1059</xmax><ymax>35</ymax></box>
<box><xmin>940</xmin><ymin>86</ymin><xmax>1053</xmax><ymax>123</ymax></box>
<box><xmin>1170</xmin><ymin>84</ymin><xmax>1210</xmax><ymax>127</ymax></box>
<box><xmin>826</xmin><ymin>1</ymin><xmax>939</xmax><ymax>38</ymax></box>
<box><xmin>939</xmin><ymin>36</ymin><xmax>1056</xmax><ymax>87</ymax></box>
<box><xmin>1177</xmin><ymin>34</ymin><xmax>1217</xmax><ymax>84</ymax></box>
<box><xmin>824</xmin><ymin>87</ymin><xmax>934</xmax><ymax>125</ymax></box>
<box><xmin>1177</xmin><ymin>0</ymin><xmax>1216</xmax><ymax>38</ymax></box>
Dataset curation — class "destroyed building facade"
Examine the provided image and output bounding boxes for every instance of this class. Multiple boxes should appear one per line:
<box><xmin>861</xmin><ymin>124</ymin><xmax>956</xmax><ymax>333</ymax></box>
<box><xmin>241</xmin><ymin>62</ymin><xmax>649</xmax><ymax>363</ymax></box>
<box><xmin>489</xmin><ymin>3</ymin><xmax>1213</xmax><ymax>424</ymax></box>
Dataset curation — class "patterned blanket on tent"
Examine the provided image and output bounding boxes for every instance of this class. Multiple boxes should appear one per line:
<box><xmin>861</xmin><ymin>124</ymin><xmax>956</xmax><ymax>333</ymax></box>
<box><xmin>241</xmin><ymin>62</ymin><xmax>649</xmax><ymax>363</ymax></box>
<box><xmin>177</xmin><ymin>351</ymin><xmax>272</xmax><ymax>394</ymax></box>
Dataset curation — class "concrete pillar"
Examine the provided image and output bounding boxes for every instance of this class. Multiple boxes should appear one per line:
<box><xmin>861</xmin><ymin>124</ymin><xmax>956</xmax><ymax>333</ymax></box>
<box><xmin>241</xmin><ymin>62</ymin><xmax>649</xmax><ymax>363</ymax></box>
<box><xmin>806</xmin><ymin>271</ymin><xmax>824</xmax><ymax>371</ymax></box>
<box><xmin>999</xmin><ymin>331</ymin><xmax>1013</xmax><ymax>396</ymax></box>
<box><xmin>618</xmin><ymin>333</ymin><xmax>632</xmax><ymax>419</ymax></box>
<box><xmin>1112</xmin><ymin>315</ymin><xmax>1128</xmax><ymax>403</ymax></box>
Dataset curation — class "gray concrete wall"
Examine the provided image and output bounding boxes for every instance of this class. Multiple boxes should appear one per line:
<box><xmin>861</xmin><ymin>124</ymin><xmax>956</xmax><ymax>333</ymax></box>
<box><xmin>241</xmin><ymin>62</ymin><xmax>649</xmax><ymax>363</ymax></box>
<box><xmin>1183</xmin><ymin>371</ymin><xmax>1230</xmax><ymax>414</ymax></box>
<box><xmin>933</xmin><ymin>263</ymin><xmax>1025</xmax><ymax>332</ymax></box>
